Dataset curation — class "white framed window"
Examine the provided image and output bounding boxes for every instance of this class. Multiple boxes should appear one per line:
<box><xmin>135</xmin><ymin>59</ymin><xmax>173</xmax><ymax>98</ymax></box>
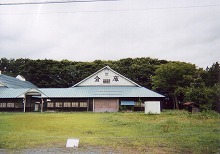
<box><xmin>0</xmin><ymin>103</ymin><xmax>6</xmax><ymax>108</ymax></box>
<box><xmin>7</xmin><ymin>103</ymin><xmax>14</xmax><ymax>108</ymax></box>
<box><xmin>55</xmin><ymin>102</ymin><xmax>63</xmax><ymax>107</ymax></box>
<box><xmin>72</xmin><ymin>102</ymin><xmax>78</xmax><ymax>107</ymax></box>
<box><xmin>64</xmin><ymin>102</ymin><xmax>71</xmax><ymax>107</ymax></box>
<box><xmin>80</xmin><ymin>102</ymin><xmax>87</xmax><ymax>107</ymax></box>
<box><xmin>47</xmin><ymin>102</ymin><xmax>54</xmax><ymax>107</ymax></box>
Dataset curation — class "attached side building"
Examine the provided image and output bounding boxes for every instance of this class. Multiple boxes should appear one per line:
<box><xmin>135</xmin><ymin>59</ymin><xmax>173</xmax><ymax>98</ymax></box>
<box><xmin>0</xmin><ymin>73</ymin><xmax>45</xmax><ymax>112</ymax></box>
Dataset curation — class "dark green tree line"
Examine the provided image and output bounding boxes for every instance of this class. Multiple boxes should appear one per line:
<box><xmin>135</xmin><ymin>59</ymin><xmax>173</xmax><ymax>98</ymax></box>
<box><xmin>0</xmin><ymin>57</ymin><xmax>219</xmax><ymax>111</ymax></box>
<box><xmin>0</xmin><ymin>57</ymin><xmax>167</xmax><ymax>88</ymax></box>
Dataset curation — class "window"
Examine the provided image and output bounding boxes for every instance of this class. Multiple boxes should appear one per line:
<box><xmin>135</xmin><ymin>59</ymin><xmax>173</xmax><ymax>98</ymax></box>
<box><xmin>103</xmin><ymin>79</ymin><xmax>110</xmax><ymax>84</ymax></box>
<box><xmin>14</xmin><ymin>103</ymin><xmax>22</xmax><ymax>108</ymax></box>
<box><xmin>72</xmin><ymin>102</ymin><xmax>78</xmax><ymax>107</ymax></box>
<box><xmin>0</xmin><ymin>103</ymin><xmax>6</xmax><ymax>108</ymax></box>
<box><xmin>80</xmin><ymin>102</ymin><xmax>87</xmax><ymax>107</ymax></box>
<box><xmin>7</xmin><ymin>103</ymin><xmax>14</xmax><ymax>108</ymax></box>
<box><xmin>55</xmin><ymin>102</ymin><xmax>63</xmax><ymax>107</ymax></box>
<box><xmin>64</xmin><ymin>102</ymin><xmax>71</xmax><ymax>107</ymax></box>
<box><xmin>72</xmin><ymin>102</ymin><xmax>79</xmax><ymax>107</ymax></box>
<box><xmin>47</xmin><ymin>102</ymin><xmax>54</xmax><ymax>107</ymax></box>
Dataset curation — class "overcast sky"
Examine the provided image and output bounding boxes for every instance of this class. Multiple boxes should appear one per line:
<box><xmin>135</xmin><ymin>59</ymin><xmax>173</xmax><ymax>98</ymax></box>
<box><xmin>0</xmin><ymin>0</ymin><xmax>219</xmax><ymax>68</ymax></box>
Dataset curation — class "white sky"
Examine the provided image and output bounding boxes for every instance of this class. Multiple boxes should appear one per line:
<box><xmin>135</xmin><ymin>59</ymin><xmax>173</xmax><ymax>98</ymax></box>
<box><xmin>0</xmin><ymin>0</ymin><xmax>220</xmax><ymax>68</ymax></box>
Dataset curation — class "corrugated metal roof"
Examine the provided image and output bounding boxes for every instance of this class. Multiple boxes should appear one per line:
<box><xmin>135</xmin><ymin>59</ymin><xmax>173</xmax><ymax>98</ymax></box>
<box><xmin>0</xmin><ymin>88</ymin><xmax>47</xmax><ymax>98</ymax></box>
<box><xmin>0</xmin><ymin>88</ymin><xmax>29</xmax><ymax>98</ymax></box>
<box><xmin>40</xmin><ymin>86</ymin><xmax>164</xmax><ymax>98</ymax></box>
<box><xmin>0</xmin><ymin>74</ymin><xmax>37</xmax><ymax>88</ymax></box>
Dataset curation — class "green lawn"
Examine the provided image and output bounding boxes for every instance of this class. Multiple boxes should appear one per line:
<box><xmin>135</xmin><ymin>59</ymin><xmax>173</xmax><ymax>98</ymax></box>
<box><xmin>0</xmin><ymin>110</ymin><xmax>219</xmax><ymax>153</ymax></box>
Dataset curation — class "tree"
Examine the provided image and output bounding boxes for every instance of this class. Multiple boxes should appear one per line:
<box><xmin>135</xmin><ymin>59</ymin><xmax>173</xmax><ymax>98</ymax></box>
<box><xmin>184</xmin><ymin>80</ymin><xmax>220</xmax><ymax>111</ymax></box>
<box><xmin>202</xmin><ymin>62</ymin><xmax>220</xmax><ymax>87</ymax></box>
<box><xmin>152</xmin><ymin>62</ymin><xmax>197</xmax><ymax>109</ymax></box>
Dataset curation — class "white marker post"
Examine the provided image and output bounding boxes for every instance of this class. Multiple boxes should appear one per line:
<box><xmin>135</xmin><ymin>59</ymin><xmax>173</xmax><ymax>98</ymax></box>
<box><xmin>66</xmin><ymin>138</ymin><xmax>79</xmax><ymax>148</ymax></box>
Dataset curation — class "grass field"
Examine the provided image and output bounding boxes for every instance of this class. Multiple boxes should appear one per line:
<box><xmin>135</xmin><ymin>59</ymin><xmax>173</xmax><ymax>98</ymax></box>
<box><xmin>0</xmin><ymin>110</ymin><xmax>219</xmax><ymax>153</ymax></box>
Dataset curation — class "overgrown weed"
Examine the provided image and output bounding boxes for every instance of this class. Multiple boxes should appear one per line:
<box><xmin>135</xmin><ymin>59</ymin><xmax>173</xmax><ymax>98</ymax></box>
<box><xmin>161</xmin><ymin>119</ymin><xmax>179</xmax><ymax>133</ymax></box>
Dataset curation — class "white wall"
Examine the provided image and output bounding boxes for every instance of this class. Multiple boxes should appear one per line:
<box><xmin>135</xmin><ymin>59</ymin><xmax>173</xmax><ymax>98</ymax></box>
<box><xmin>78</xmin><ymin>68</ymin><xmax>135</xmax><ymax>86</ymax></box>
<box><xmin>145</xmin><ymin>101</ymin><xmax>161</xmax><ymax>114</ymax></box>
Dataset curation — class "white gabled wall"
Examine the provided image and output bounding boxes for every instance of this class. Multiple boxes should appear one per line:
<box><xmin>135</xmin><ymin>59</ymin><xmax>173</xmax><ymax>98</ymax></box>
<box><xmin>77</xmin><ymin>67</ymin><xmax>136</xmax><ymax>86</ymax></box>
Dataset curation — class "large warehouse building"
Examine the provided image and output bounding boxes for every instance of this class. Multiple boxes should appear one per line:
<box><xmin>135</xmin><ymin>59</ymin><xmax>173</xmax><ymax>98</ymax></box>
<box><xmin>0</xmin><ymin>66</ymin><xmax>164</xmax><ymax>112</ymax></box>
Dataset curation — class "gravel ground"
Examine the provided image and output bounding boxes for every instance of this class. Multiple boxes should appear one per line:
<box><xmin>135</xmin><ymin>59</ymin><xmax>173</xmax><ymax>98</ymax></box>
<box><xmin>0</xmin><ymin>147</ymin><xmax>122</xmax><ymax>154</ymax></box>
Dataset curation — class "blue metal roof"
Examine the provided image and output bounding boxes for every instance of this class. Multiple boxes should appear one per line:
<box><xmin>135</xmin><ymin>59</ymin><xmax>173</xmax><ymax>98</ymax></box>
<box><xmin>0</xmin><ymin>88</ymin><xmax>30</xmax><ymax>98</ymax></box>
<box><xmin>0</xmin><ymin>86</ymin><xmax>164</xmax><ymax>99</ymax></box>
<box><xmin>0</xmin><ymin>88</ymin><xmax>47</xmax><ymax>98</ymax></box>
<box><xmin>40</xmin><ymin>86</ymin><xmax>164</xmax><ymax>98</ymax></box>
<box><xmin>0</xmin><ymin>74</ymin><xmax>37</xmax><ymax>88</ymax></box>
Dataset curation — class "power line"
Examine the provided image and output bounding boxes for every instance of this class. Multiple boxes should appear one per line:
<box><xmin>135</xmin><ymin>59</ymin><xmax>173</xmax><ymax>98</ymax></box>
<box><xmin>0</xmin><ymin>0</ymin><xmax>119</xmax><ymax>6</ymax></box>
<box><xmin>0</xmin><ymin>4</ymin><xmax>220</xmax><ymax>15</ymax></box>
